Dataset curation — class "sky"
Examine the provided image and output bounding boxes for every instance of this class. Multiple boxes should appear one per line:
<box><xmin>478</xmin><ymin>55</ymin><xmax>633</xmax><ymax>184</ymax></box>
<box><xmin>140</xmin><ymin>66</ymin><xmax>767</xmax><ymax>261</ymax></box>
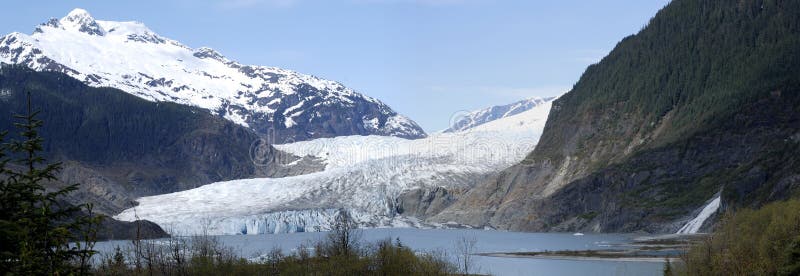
<box><xmin>0</xmin><ymin>0</ymin><xmax>670</xmax><ymax>132</ymax></box>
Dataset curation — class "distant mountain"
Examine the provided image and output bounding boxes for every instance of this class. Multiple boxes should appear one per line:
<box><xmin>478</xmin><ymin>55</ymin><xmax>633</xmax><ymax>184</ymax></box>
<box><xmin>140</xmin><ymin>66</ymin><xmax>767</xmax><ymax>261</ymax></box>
<box><xmin>436</xmin><ymin>0</ymin><xmax>800</xmax><ymax>234</ymax></box>
<box><xmin>443</xmin><ymin>97</ymin><xmax>555</xmax><ymax>133</ymax></box>
<box><xmin>0</xmin><ymin>8</ymin><xmax>426</xmax><ymax>142</ymax></box>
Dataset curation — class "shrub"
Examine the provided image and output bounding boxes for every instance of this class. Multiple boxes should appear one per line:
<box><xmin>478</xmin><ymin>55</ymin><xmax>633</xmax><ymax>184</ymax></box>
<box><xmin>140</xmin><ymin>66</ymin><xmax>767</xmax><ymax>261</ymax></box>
<box><xmin>679</xmin><ymin>199</ymin><xmax>800</xmax><ymax>275</ymax></box>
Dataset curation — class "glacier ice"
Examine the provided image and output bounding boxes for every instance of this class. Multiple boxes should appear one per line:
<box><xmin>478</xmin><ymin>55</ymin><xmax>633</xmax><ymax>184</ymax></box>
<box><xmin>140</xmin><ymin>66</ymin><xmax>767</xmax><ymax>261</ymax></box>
<box><xmin>114</xmin><ymin>99</ymin><xmax>557</xmax><ymax>235</ymax></box>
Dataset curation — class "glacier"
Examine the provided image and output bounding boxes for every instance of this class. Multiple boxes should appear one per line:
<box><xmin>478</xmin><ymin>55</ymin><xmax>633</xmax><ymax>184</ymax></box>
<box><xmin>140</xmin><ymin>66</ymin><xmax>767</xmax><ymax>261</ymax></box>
<box><xmin>115</xmin><ymin>98</ymin><xmax>556</xmax><ymax>235</ymax></box>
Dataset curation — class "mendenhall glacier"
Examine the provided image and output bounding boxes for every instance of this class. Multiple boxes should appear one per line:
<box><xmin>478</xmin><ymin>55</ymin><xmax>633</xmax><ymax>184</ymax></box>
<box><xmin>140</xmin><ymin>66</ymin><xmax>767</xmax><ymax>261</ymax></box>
<box><xmin>0</xmin><ymin>8</ymin><xmax>425</xmax><ymax>141</ymax></box>
<box><xmin>114</xmin><ymin>98</ymin><xmax>556</xmax><ymax>235</ymax></box>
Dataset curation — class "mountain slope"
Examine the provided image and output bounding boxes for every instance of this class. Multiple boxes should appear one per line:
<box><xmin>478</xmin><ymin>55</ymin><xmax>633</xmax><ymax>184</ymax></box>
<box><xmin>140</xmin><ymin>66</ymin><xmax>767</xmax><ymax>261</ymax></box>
<box><xmin>0</xmin><ymin>64</ymin><xmax>320</xmax><ymax>215</ymax></box>
<box><xmin>443</xmin><ymin>96</ymin><xmax>555</xmax><ymax>133</ymax></box>
<box><xmin>0</xmin><ymin>8</ymin><xmax>425</xmax><ymax>142</ymax></box>
<box><xmin>435</xmin><ymin>0</ymin><xmax>800</xmax><ymax>233</ymax></box>
<box><xmin>114</xmin><ymin>98</ymin><xmax>556</xmax><ymax>235</ymax></box>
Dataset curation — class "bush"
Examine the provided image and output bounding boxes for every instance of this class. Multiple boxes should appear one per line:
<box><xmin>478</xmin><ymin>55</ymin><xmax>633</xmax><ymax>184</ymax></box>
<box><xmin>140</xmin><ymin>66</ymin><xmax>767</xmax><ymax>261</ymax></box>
<box><xmin>679</xmin><ymin>199</ymin><xmax>800</xmax><ymax>275</ymax></box>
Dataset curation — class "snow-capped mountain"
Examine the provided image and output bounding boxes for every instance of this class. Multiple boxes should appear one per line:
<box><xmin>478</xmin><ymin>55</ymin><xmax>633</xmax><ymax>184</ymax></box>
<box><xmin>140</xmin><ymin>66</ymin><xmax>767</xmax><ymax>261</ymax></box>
<box><xmin>443</xmin><ymin>96</ymin><xmax>555</xmax><ymax>133</ymax></box>
<box><xmin>0</xmin><ymin>9</ymin><xmax>425</xmax><ymax>141</ymax></box>
<box><xmin>114</xmin><ymin>97</ymin><xmax>557</xmax><ymax>235</ymax></box>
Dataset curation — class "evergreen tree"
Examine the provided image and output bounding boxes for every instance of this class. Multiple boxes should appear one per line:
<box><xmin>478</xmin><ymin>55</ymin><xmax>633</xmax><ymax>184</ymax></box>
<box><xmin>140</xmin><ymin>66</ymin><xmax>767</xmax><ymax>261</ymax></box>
<box><xmin>0</xmin><ymin>93</ymin><xmax>99</xmax><ymax>274</ymax></box>
<box><xmin>0</xmin><ymin>126</ymin><xmax>15</xmax><ymax>271</ymax></box>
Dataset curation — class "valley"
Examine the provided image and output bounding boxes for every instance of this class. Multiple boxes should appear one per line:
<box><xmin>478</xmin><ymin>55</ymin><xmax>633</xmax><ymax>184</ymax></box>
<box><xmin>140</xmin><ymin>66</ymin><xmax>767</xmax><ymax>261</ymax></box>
<box><xmin>0</xmin><ymin>1</ymin><xmax>799</xmax><ymax>275</ymax></box>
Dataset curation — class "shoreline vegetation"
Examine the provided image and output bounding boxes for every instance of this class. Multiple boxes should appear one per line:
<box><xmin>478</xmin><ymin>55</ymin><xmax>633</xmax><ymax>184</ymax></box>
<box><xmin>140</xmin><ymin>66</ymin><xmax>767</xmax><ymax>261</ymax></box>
<box><xmin>94</xmin><ymin>211</ymin><xmax>465</xmax><ymax>275</ymax></box>
<box><xmin>487</xmin><ymin>201</ymin><xmax>800</xmax><ymax>276</ymax></box>
<box><xmin>674</xmin><ymin>199</ymin><xmax>800</xmax><ymax>275</ymax></box>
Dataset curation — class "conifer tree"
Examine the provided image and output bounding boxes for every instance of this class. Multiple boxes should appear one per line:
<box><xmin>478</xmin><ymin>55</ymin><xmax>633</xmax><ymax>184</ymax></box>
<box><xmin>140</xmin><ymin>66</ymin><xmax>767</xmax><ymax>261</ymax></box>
<box><xmin>0</xmin><ymin>92</ymin><xmax>100</xmax><ymax>274</ymax></box>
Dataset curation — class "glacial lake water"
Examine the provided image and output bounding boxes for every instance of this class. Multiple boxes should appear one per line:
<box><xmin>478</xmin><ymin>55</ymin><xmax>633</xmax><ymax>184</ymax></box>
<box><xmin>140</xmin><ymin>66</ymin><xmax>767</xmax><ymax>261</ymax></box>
<box><xmin>94</xmin><ymin>228</ymin><xmax>666</xmax><ymax>276</ymax></box>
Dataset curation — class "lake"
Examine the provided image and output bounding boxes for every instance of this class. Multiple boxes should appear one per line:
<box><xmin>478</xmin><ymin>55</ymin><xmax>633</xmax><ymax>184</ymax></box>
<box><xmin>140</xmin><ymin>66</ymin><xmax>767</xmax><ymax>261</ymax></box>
<box><xmin>94</xmin><ymin>228</ymin><xmax>666</xmax><ymax>276</ymax></box>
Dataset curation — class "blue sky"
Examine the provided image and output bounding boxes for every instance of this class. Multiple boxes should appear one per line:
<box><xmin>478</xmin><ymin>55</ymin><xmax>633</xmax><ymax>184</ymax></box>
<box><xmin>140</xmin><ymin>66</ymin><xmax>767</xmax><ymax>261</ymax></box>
<box><xmin>0</xmin><ymin>0</ymin><xmax>669</xmax><ymax>132</ymax></box>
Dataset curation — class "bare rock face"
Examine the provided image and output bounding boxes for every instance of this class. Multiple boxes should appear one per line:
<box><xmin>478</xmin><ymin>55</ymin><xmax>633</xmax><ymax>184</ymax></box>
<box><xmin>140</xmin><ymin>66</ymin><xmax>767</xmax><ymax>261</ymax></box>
<box><xmin>58</xmin><ymin>162</ymin><xmax>135</xmax><ymax>215</ymax></box>
<box><xmin>97</xmin><ymin>219</ymin><xmax>169</xmax><ymax>241</ymax></box>
<box><xmin>250</xmin><ymin>139</ymin><xmax>326</xmax><ymax>178</ymax></box>
<box><xmin>396</xmin><ymin>187</ymin><xmax>459</xmax><ymax>219</ymax></box>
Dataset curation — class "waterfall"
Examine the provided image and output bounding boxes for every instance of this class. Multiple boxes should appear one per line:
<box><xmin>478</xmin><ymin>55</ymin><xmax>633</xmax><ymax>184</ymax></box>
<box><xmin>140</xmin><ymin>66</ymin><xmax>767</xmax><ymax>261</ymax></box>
<box><xmin>676</xmin><ymin>196</ymin><xmax>721</xmax><ymax>234</ymax></box>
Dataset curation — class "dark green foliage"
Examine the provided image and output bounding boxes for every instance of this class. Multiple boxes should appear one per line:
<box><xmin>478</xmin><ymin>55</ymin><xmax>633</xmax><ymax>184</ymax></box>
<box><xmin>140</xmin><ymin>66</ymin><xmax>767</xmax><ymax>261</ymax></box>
<box><xmin>679</xmin><ymin>200</ymin><xmax>800</xmax><ymax>275</ymax></box>
<box><xmin>0</xmin><ymin>93</ymin><xmax>99</xmax><ymax>274</ymax></box>
<box><xmin>534</xmin><ymin>0</ymin><xmax>800</xmax><ymax>162</ymax></box>
<box><xmin>541</xmin><ymin>92</ymin><xmax>800</xmax><ymax>232</ymax></box>
<box><xmin>781</xmin><ymin>236</ymin><xmax>800</xmax><ymax>276</ymax></box>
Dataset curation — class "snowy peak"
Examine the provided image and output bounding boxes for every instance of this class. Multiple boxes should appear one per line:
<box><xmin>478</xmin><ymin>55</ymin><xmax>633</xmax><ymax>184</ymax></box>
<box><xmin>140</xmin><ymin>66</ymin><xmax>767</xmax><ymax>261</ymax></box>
<box><xmin>194</xmin><ymin>47</ymin><xmax>228</xmax><ymax>62</ymax></box>
<box><xmin>59</xmin><ymin>8</ymin><xmax>105</xmax><ymax>36</ymax></box>
<box><xmin>38</xmin><ymin>9</ymin><xmax>168</xmax><ymax>44</ymax></box>
<box><xmin>62</xmin><ymin>8</ymin><xmax>94</xmax><ymax>23</ymax></box>
<box><xmin>105</xmin><ymin>22</ymin><xmax>169</xmax><ymax>44</ymax></box>
<box><xmin>444</xmin><ymin>96</ymin><xmax>556</xmax><ymax>133</ymax></box>
<box><xmin>0</xmin><ymin>8</ymin><xmax>427</xmax><ymax>141</ymax></box>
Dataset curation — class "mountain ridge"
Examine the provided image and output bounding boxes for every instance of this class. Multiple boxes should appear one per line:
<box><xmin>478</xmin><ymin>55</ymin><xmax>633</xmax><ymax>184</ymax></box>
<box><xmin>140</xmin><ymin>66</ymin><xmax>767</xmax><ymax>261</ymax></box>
<box><xmin>443</xmin><ymin>96</ymin><xmax>555</xmax><ymax>133</ymax></box>
<box><xmin>0</xmin><ymin>8</ymin><xmax>426</xmax><ymax>142</ymax></box>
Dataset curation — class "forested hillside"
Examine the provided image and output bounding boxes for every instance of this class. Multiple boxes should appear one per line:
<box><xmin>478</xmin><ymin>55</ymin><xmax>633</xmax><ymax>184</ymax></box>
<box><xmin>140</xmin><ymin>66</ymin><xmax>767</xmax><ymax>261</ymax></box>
<box><xmin>436</xmin><ymin>0</ymin><xmax>800</xmax><ymax>233</ymax></box>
